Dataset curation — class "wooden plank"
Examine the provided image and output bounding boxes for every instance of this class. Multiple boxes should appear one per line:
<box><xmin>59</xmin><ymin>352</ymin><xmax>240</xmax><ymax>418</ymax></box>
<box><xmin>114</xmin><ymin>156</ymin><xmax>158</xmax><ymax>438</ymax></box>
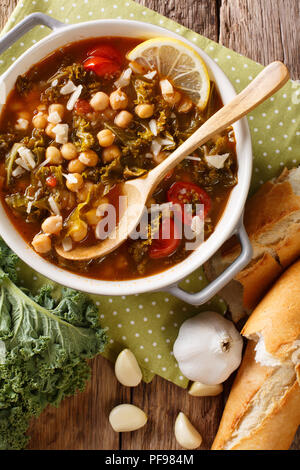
<box><xmin>136</xmin><ymin>0</ymin><xmax>220</xmax><ymax>41</ymax></box>
<box><xmin>277</xmin><ymin>0</ymin><xmax>300</xmax><ymax>80</ymax></box>
<box><xmin>27</xmin><ymin>356</ymin><xmax>130</xmax><ymax>450</ymax></box>
<box><xmin>219</xmin><ymin>0</ymin><xmax>299</xmax><ymax>79</ymax></box>
<box><xmin>0</xmin><ymin>0</ymin><xmax>17</xmax><ymax>30</ymax></box>
<box><xmin>121</xmin><ymin>376</ymin><xmax>223</xmax><ymax>450</ymax></box>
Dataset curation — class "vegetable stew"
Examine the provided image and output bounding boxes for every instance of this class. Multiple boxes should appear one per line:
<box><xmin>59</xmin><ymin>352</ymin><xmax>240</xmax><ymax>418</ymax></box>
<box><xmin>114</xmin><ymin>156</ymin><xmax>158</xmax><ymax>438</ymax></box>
<box><xmin>0</xmin><ymin>37</ymin><xmax>237</xmax><ymax>280</ymax></box>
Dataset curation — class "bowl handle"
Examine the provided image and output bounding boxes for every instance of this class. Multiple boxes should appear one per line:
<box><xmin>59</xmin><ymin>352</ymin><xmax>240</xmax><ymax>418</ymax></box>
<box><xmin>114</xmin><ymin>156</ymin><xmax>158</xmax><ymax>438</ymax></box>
<box><xmin>0</xmin><ymin>13</ymin><xmax>64</xmax><ymax>55</ymax></box>
<box><xmin>166</xmin><ymin>220</ymin><xmax>252</xmax><ymax>305</ymax></box>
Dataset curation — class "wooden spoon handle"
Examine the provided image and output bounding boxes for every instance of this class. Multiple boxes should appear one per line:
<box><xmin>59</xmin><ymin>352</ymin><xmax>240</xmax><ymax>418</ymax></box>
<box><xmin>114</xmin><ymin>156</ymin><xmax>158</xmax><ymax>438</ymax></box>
<box><xmin>147</xmin><ymin>61</ymin><xmax>289</xmax><ymax>187</ymax></box>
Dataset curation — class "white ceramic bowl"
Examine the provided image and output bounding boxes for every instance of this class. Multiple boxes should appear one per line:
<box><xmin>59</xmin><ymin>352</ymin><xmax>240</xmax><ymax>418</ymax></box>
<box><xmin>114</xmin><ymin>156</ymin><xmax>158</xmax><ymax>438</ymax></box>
<box><xmin>0</xmin><ymin>15</ymin><xmax>252</xmax><ymax>302</ymax></box>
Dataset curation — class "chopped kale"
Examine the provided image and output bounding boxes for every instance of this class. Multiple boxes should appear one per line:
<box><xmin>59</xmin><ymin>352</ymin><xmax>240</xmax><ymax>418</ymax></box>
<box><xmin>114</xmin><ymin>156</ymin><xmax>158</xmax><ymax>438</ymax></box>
<box><xmin>15</xmin><ymin>75</ymin><xmax>33</xmax><ymax>96</ymax></box>
<box><xmin>72</xmin><ymin>115</ymin><xmax>95</xmax><ymax>151</ymax></box>
<box><xmin>133</xmin><ymin>76</ymin><xmax>158</xmax><ymax>104</ymax></box>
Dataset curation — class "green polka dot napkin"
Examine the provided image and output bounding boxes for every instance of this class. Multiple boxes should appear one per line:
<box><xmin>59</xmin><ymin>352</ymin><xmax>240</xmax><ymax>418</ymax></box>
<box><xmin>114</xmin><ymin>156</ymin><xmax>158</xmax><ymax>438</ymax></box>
<box><xmin>0</xmin><ymin>0</ymin><xmax>299</xmax><ymax>387</ymax></box>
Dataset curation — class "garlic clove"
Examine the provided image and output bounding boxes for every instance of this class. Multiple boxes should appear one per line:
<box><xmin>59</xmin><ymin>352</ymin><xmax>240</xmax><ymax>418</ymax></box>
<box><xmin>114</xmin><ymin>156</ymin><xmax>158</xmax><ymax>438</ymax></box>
<box><xmin>115</xmin><ymin>349</ymin><xmax>142</xmax><ymax>387</ymax></box>
<box><xmin>109</xmin><ymin>404</ymin><xmax>147</xmax><ymax>432</ymax></box>
<box><xmin>189</xmin><ymin>381</ymin><xmax>223</xmax><ymax>397</ymax></box>
<box><xmin>174</xmin><ymin>412</ymin><xmax>202</xmax><ymax>449</ymax></box>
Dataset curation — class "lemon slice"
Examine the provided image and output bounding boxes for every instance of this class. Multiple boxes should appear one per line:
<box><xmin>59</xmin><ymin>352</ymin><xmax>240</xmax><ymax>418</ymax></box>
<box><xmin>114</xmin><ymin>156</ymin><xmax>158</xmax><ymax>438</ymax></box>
<box><xmin>127</xmin><ymin>37</ymin><xmax>210</xmax><ymax>110</ymax></box>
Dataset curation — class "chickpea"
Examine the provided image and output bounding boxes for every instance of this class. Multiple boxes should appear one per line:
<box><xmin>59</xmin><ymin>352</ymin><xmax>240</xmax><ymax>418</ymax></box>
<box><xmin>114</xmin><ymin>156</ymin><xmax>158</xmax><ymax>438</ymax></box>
<box><xmin>153</xmin><ymin>151</ymin><xmax>168</xmax><ymax>165</ymax></box>
<box><xmin>45</xmin><ymin>123</ymin><xmax>56</xmax><ymax>139</ymax></box>
<box><xmin>46</xmin><ymin>146</ymin><xmax>63</xmax><ymax>164</ymax></box>
<box><xmin>178</xmin><ymin>96</ymin><xmax>193</xmax><ymax>113</ymax></box>
<box><xmin>79</xmin><ymin>150</ymin><xmax>99</xmax><ymax>167</ymax></box>
<box><xmin>37</xmin><ymin>104</ymin><xmax>47</xmax><ymax>112</ymax></box>
<box><xmin>134</xmin><ymin>104</ymin><xmax>155</xmax><ymax>119</ymax></box>
<box><xmin>97</xmin><ymin>129</ymin><xmax>115</xmax><ymax>147</ymax></box>
<box><xmin>90</xmin><ymin>92</ymin><xmax>110</xmax><ymax>111</ymax></box>
<box><xmin>77</xmin><ymin>181</ymin><xmax>94</xmax><ymax>203</ymax></box>
<box><xmin>114</xmin><ymin>110</ymin><xmax>133</xmax><ymax>129</ymax></box>
<box><xmin>61</xmin><ymin>142</ymin><xmax>78</xmax><ymax>160</ymax></box>
<box><xmin>102</xmin><ymin>145</ymin><xmax>121</xmax><ymax>163</ymax></box>
<box><xmin>68</xmin><ymin>158</ymin><xmax>86</xmax><ymax>173</ymax></box>
<box><xmin>109</xmin><ymin>89</ymin><xmax>129</xmax><ymax>110</ymax></box>
<box><xmin>85</xmin><ymin>208</ymin><xmax>101</xmax><ymax>226</ymax></box>
<box><xmin>92</xmin><ymin>196</ymin><xmax>109</xmax><ymax>210</ymax></box>
<box><xmin>70</xmin><ymin>220</ymin><xmax>88</xmax><ymax>242</ymax></box>
<box><xmin>60</xmin><ymin>190</ymin><xmax>76</xmax><ymax>210</ymax></box>
<box><xmin>32</xmin><ymin>113</ymin><xmax>48</xmax><ymax>129</ymax></box>
<box><xmin>18</xmin><ymin>111</ymin><xmax>31</xmax><ymax>120</ymax></box>
<box><xmin>32</xmin><ymin>233</ymin><xmax>52</xmax><ymax>254</ymax></box>
<box><xmin>66</xmin><ymin>173</ymin><xmax>84</xmax><ymax>192</ymax></box>
<box><xmin>41</xmin><ymin>215</ymin><xmax>63</xmax><ymax>235</ymax></box>
<box><xmin>163</xmin><ymin>91</ymin><xmax>182</xmax><ymax>106</ymax></box>
<box><xmin>48</xmin><ymin>103</ymin><xmax>65</xmax><ymax>119</ymax></box>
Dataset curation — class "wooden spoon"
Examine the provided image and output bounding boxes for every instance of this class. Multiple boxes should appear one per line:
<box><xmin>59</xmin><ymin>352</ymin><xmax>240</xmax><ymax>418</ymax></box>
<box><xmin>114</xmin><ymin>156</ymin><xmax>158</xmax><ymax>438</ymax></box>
<box><xmin>56</xmin><ymin>61</ymin><xmax>289</xmax><ymax>261</ymax></box>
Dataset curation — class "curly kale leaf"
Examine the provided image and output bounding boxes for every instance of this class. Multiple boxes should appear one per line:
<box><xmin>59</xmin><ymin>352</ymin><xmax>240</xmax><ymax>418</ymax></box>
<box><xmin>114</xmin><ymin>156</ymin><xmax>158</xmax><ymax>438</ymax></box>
<box><xmin>0</xmin><ymin>133</ymin><xmax>19</xmax><ymax>159</ymax></box>
<box><xmin>15</xmin><ymin>75</ymin><xmax>33</xmax><ymax>96</ymax></box>
<box><xmin>42</xmin><ymin>63</ymin><xmax>104</xmax><ymax>103</ymax></box>
<box><xmin>0</xmin><ymin>239</ymin><xmax>19</xmax><ymax>283</ymax></box>
<box><xmin>5</xmin><ymin>143</ymin><xmax>23</xmax><ymax>185</ymax></box>
<box><xmin>0</xmin><ymin>240</ymin><xmax>107</xmax><ymax>450</ymax></box>
<box><xmin>133</xmin><ymin>76</ymin><xmax>158</xmax><ymax>105</ymax></box>
<box><xmin>100</xmin><ymin>157</ymin><xmax>124</xmax><ymax>193</ymax></box>
<box><xmin>72</xmin><ymin>115</ymin><xmax>95</xmax><ymax>151</ymax></box>
<box><xmin>123</xmin><ymin>166</ymin><xmax>148</xmax><ymax>179</ymax></box>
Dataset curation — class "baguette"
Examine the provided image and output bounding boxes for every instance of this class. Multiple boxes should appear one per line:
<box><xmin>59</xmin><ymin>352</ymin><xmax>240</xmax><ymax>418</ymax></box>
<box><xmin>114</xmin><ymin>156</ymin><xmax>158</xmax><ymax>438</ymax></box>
<box><xmin>212</xmin><ymin>260</ymin><xmax>300</xmax><ymax>450</ymax></box>
<box><xmin>205</xmin><ymin>166</ymin><xmax>300</xmax><ymax>320</ymax></box>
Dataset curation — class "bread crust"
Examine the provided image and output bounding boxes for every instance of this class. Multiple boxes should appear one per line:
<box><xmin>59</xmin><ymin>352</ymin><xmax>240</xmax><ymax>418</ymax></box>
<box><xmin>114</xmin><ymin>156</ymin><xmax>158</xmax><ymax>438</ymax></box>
<box><xmin>211</xmin><ymin>343</ymin><xmax>271</xmax><ymax>449</ymax></box>
<box><xmin>212</xmin><ymin>260</ymin><xmax>300</xmax><ymax>450</ymax></box>
<box><xmin>212</xmin><ymin>343</ymin><xmax>300</xmax><ymax>450</ymax></box>
<box><xmin>243</xmin><ymin>259</ymin><xmax>300</xmax><ymax>359</ymax></box>
<box><xmin>236</xmin><ymin>252</ymin><xmax>283</xmax><ymax>310</ymax></box>
<box><xmin>223</xmin><ymin>177</ymin><xmax>300</xmax><ymax>263</ymax></box>
<box><xmin>206</xmin><ymin>168</ymin><xmax>300</xmax><ymax>314</ymax></box>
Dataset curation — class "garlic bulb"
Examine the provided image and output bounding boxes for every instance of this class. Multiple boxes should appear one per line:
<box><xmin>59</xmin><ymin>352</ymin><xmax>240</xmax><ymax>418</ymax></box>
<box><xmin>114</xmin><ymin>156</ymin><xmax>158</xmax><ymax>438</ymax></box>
<box><xmin>173</xmin><ymin>311</ymin><xmax>243</xmax><ymax>385</ymax></box>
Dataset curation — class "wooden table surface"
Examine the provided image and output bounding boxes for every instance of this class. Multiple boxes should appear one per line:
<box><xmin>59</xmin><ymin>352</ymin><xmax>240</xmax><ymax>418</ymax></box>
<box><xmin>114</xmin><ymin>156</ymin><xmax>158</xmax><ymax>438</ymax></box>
<box><xmin>0</xmin><ymin>0</ymin><xmax>299</xmax><ymax>450</ymax></box>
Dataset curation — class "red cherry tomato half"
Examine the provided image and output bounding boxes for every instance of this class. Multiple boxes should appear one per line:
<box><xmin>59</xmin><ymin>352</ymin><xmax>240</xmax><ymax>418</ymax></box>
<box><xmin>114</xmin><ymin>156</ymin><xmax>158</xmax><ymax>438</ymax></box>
<box><xmin>149</xmin><ymin>217</ymin><xmax>181</xmax><ymax>259</ymax></box>
<box><xmin>75</xmin><ymin>99</ymin><xmax>92</xmax><ymax>115</ymax></box>
<box><xmin>87</xmin><ymin>45</ymin><xmax>122</xmax><ymax>64</ymax></box>
<box><xmin>46</xmin><ymin>176</ymin><xmax>57</xmax><ymax>188</ymax></box>
<box><xmin>84</xmin><ymin>57</ymin><xmax>120</xmax><ymax>77</ymax></box>
<box><xmin>167</xmin><ymin>181</ymin><xmax>211</xmax><ymax>225</ymax></box>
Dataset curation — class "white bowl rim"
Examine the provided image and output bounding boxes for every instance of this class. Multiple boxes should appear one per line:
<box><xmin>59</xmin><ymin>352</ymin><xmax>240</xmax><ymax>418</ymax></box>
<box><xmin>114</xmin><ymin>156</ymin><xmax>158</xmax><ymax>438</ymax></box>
<box><xmin>0</xmin><ymin>18</ymin><xmax>252</xmax><ymax>296</ymax></box>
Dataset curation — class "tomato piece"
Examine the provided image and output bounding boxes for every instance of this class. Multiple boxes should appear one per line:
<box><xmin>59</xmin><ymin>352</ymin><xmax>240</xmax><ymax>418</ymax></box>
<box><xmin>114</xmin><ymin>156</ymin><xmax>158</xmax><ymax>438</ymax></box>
<box><xmin>167</xmin><ymin>181</ymin><xmax>211</xmax><ymax>225</ymax></box>
<box><xmin>46</xmin><ymin>176</ymin><xmax>57</xmax><ymax>188</ymax></box>
<box><xmin>149</xmin><ymin>217</ymin><xmax>181</xmax><ymax>259</ymax></box>
<box><xmin>75</xmin><ymin>99</ymin><xmax>92</xmax><ymax>115</ymax></box>
<box><xmin>84</xmin><ymin>56</ymin><xmax>120</xmax><ymax>77</ymax></box>
<box><xmin>87</xmin><ymin>45</ymin><xmax>122</xmax><ymax>64</ymax></box>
